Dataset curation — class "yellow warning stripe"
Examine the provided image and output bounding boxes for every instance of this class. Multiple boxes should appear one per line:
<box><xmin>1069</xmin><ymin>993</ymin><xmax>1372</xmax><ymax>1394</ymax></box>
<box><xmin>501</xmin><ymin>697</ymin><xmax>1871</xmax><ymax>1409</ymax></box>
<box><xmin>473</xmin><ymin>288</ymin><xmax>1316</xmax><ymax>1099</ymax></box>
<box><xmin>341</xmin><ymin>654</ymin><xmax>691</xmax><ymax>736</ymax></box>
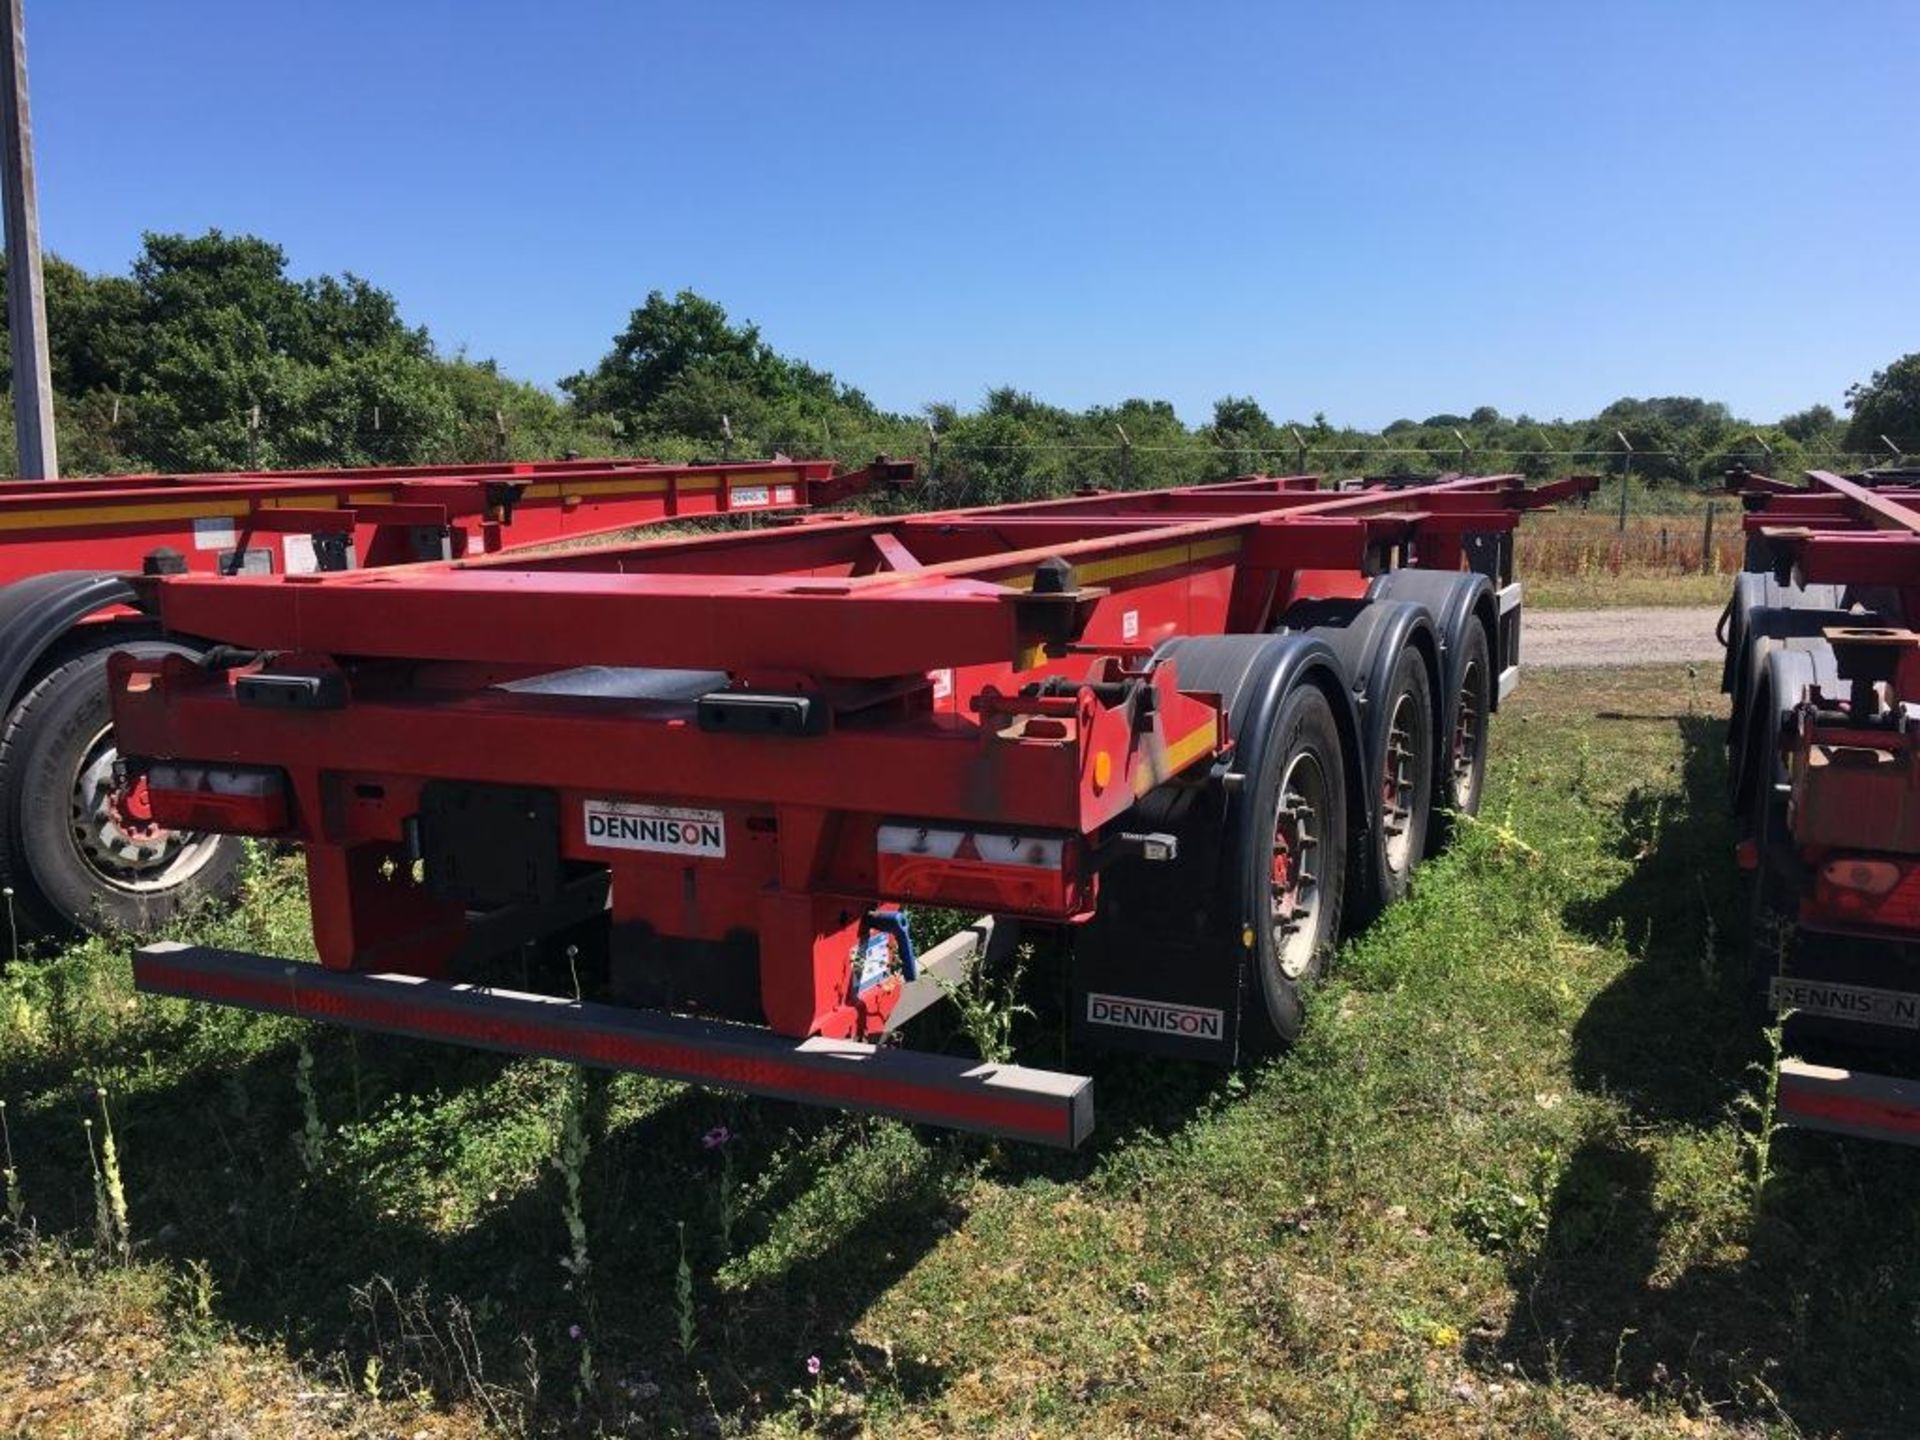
<box><xmin>0</xmin><ymin>489</ymin><xmax>388</xmax><ymax>534</ymax></box>
<box><xmin>1160</xmin><ymin>719</ymin><xmax>1220</xmax><ymax>776</ymax></box>
<box><xmin>1132</xmin><ymin>719</ymin><xmax>1221</xmax><ymax>797</ymax></box>
<box><xmin>1001</xmin><ymin>533</ymin><xmax>1243</xmax><ymax>591</ymax></box>
<box><xmin>0</xmin><ymin>467</ymin><xmax>775</xmax><ymax>533</ymax></box>
<box><xmin>520</xmin><ymin>477</ymin><xmax>673</xmax><ymax>501</ymax></box>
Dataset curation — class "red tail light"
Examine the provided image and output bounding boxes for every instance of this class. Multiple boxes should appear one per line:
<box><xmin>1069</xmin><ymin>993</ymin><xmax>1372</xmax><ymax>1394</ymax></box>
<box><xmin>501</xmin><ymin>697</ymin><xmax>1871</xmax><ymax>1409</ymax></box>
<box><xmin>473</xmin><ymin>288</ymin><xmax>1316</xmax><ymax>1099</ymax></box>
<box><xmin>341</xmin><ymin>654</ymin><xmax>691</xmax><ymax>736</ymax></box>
<box><xmin>145</xmin><ymin>762</ymin><xmax>292</xmax><ymax>835</ymax></box>
<box><xmin>877</xmin><ymin>823</ymin><xmax>1087</xmax><ymax>918</ymax></box>
<box><xmin>1821</xmin><ymin>858</ymin><xmax>1904</xmax><ymax>898</ymax></box>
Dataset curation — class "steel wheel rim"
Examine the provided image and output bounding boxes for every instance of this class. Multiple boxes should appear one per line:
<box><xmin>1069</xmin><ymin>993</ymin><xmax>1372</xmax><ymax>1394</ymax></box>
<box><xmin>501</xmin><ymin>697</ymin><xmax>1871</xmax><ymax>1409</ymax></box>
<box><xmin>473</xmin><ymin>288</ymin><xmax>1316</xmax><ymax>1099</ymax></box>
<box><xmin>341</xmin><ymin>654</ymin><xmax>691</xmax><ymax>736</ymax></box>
<box><xmin>1380</xmin><ymin>689</ymin><xmax>1423</xmax><ymax>875</ymax></box>
<box><xmin>1270</xmin><ymin>749</ymin><xmax>1329</xmax><ymax>980</ymax></box>
<box><xmin>1450</xmin><ymin>661</ymin><xmax>1483</xmax><ymax>808</ymax></box>
<box><xmin>68</xmin><ymin>724</ymin><xmax>227</xmax><ymax>894</ymax></box>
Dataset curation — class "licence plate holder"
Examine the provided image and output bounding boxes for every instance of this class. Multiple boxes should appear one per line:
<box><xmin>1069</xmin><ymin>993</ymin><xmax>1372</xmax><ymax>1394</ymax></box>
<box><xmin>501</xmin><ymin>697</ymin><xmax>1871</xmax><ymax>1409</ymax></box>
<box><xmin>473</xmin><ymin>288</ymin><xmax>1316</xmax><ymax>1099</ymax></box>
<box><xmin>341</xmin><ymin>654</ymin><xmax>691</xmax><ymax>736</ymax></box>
<box><xmin>421</xmin><ymin>782</ymin><xmax>561</xmax><ymax>907</ymax></box>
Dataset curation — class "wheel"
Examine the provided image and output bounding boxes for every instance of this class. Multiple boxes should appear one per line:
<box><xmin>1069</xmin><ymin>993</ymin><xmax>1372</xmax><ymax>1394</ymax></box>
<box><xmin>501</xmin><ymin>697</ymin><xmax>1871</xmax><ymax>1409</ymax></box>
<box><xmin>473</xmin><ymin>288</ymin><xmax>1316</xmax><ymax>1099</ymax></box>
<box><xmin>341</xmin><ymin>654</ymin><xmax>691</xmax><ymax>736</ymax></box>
<box><xmin>1428</xmin><ymin>619</ymin><xmax>1490</xmax><ymax>851</ymax></box>
<box><xmin>1244</xmin><ymin>683</ymin><xmax>1349</xmax><ymax>1047</ymax></box>
<box><xmin>1354</xmin><ymin>646</ymin><xmax>1435</xmax><ymax>919</ymax></box>
<box><xmin>0</xmin><ymin>637</ymin><xmax>245</xmax><ymax>940</ymax></box>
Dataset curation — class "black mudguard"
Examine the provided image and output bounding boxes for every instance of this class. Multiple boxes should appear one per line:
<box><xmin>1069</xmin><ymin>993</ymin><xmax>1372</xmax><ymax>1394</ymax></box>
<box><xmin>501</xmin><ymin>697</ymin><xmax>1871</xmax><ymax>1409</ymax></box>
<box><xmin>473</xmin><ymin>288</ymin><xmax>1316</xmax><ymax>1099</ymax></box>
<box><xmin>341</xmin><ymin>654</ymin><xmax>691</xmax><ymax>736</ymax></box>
<box><xmin>1280</xmin><ymin>594</ymin><xmax>1441</xmax><ymax>824</ymax></box>
<box><xmin>1070</xmin><ymin>632</ymin><xmax>1358</xmax><ymax>1065</ymax></box>
<box><xmin>1720</xmin><ymin>570</ymin><xmax>1859</xmax><ymax>813</ymax></box>
<box><xmin>1367</xmin><ymin>566</ymin><xmax>1497</xmax><ymax>724</ymax></box>
<box><xmin>0</xmin><ymin>571</ymin><xmax>140</xmax><ymax>718</ymax></box>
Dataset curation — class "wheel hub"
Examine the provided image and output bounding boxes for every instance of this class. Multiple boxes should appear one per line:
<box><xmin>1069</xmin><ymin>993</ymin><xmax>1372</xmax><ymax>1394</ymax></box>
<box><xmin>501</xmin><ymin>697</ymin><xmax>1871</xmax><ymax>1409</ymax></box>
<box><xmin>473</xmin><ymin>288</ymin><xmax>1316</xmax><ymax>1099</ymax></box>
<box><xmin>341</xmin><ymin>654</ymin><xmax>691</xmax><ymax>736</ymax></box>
<box><xmin>1380</xmin><ymin>691</ymin><xmax>1422</xmax><ymax>875</ymax></box>
<box><xmin>1270</xmin><ymin>754</ymin><xmax>1327</xmax><ymax>980</ymax></box>
<box><xmin>69</xmin><ymin>727</ymin><xmax>227</xmax><ymax>891</ymax></box>
<box><xmin>1450</xmin><ymin>662</ymin><xmax>1483</xmax><ymax>803</ymax></box>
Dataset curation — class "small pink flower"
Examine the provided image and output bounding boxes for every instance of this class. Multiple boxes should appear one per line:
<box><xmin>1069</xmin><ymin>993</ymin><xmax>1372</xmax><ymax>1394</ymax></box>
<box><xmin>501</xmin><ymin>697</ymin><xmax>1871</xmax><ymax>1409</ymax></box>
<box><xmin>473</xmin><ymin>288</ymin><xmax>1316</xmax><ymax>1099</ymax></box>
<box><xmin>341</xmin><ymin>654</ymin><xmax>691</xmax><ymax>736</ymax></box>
<box><xmin>701</xmin><ymin>1125</ymin><xmax>732</xmax><ymax>1150</ymax></box>
<box><xmin>806</xmin><ymin>1354</ymin><xmax>822</xmax><ymax>1377</ymax></box>
<box><xmin>568</xmin><ymin>1323</ymin><xmax>583</xmax><ymax>1341</ymax></box>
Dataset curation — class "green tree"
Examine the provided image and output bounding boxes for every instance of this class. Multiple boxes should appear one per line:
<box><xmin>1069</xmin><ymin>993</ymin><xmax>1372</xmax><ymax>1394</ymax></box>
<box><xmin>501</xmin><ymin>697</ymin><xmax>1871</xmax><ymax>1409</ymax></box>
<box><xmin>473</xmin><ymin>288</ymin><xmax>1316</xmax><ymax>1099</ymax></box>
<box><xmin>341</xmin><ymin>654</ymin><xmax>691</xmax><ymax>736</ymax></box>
<box><xmin>1778</xmin><ymin>403</ymin><xmax>1836</xmax><ymax>444</ymax></box>
<box><xmin>1845</xmin><ymin>354</ymin><xmax>1920</xmax><ymax>455</ymax></box>
<box><xmin>5</xmin><ymin>231</ymin><xmax>491</xmax><ymax>472</ymax></box>
<box><xmin>562</xmin><ymin>288</ymin><xmax>906</xmax><ymax>460</ymax></box>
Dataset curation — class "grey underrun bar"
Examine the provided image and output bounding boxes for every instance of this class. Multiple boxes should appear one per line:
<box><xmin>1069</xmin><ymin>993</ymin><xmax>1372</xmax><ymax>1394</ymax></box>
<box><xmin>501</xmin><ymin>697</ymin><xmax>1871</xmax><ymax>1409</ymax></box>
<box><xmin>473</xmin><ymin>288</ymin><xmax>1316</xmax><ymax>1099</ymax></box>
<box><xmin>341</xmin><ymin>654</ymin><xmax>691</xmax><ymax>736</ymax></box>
<box><xmin>1779</xmin><ymin>1059</ymin><xmax>1920</xmax><ymax>1146</ymax></box>
<box><xmin>133</xmin><ymin>942</ymin><xmax>1095</xmax><ymax>1148</ymax></box>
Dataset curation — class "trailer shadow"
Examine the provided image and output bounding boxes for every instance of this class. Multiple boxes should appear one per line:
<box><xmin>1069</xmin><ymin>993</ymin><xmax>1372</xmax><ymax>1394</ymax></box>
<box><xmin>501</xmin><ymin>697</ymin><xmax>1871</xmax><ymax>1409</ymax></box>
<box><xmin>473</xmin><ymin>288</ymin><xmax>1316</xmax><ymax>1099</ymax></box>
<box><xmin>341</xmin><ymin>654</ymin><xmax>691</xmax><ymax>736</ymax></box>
<box><xmin>1562</xmin><ymin>711</ymin><xmax>1753</xmax><ymax>1125</ymax></box>
<box><xmin>1479</xmin><ymin>708</ymin><xmax>1920</xmax><ymax>1435</ymax></box>
<box><xmin>7</xmin><ymin>931</ymin><xmax>1237</xmax><ymax>1435</ymax></box>
<box><xmin>193</xmin><ymin>1045</ymin><xmax>1230</xmax><ymax>1433</ymax></box>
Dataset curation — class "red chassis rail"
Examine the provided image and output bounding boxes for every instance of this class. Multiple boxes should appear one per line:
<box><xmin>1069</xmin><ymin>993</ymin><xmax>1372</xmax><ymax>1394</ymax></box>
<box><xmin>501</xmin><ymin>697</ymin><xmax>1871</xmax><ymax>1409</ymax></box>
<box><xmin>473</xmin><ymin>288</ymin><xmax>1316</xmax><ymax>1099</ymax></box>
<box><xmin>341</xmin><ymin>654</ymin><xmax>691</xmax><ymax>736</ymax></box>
<box><xmin>115</xmin><ymin>470</ymin><xmax>1583</xmax><ymax>1143</ymax></box>
<box><xmin>1728</xmin><ymin>467</ymin><xmax>1920</xmax><ymax>1143</ymax></box>
<box><xmin>0</xmin><ymin>453</ymin><xmax>908</xmax><ymax>940</ymax></box>
<box><xmin>0</xmin><ymin>454</ymin><xmax>911</xmax><ymax>580</ymax></box>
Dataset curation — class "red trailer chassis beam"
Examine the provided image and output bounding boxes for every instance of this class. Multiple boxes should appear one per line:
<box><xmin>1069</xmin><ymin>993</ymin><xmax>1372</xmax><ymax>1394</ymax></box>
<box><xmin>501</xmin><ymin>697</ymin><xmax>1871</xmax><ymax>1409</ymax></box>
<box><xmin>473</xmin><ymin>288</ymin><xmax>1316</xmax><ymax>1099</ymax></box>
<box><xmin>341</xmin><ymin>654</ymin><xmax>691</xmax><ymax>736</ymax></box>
<box><xmin>1742</xmin><ymin>470</ymin><xmax>1920</xmax><ymax>592</ymax></box>
<box><xmin>0</xmin><ymin>456</ymin><xmax>910</xmax><ymax>584</ymax></box>
<box><xmin>133</xmin><ymin>471</ymin><xmax>1573</xmax><ymax>678</ymax></box>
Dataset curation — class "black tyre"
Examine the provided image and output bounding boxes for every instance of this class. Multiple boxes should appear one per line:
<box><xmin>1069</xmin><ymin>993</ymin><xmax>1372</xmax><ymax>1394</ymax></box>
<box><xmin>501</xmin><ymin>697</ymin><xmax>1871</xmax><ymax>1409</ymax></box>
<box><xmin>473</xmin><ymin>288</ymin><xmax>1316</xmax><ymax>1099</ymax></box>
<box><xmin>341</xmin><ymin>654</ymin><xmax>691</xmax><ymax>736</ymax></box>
<box><xmin>1354</xmin><ymin>645</ymin><xmax>1435</xmax><ymax>918</ymax></box>
<box><xmin>0</xmin><ymin>637</ymin><xmax>245</xmax><ymax>939</ymax></box>
<box><xmin>1244</xmin><ymin>683</ymin><xmax>1349</xmax><ymax>1047</ymax></box>
<box><xmin>1744</xmin><ymin>753</ymin><xmax>1796</xmax><ymax>1015</ymax></box>
<box><xmin>1428</xmin><ymin>619</ymin><xmax>1491</xmax><ymax>851</ymax></box>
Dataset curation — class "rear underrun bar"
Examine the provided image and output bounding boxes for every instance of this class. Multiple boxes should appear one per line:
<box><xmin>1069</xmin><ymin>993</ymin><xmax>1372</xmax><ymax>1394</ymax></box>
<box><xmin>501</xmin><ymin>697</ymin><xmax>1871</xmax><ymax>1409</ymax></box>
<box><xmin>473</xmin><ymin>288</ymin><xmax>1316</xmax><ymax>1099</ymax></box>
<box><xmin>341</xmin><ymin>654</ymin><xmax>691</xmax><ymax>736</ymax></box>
<box><xmin>133</xmin><ymin>942</ymin><xmax>1094</xmax><ymax>1148</ymax></box>
<box><xmin>1779</xmin><ymin>1058</ymin><xmax>1920</xmax><ymax>1144</ymax></box>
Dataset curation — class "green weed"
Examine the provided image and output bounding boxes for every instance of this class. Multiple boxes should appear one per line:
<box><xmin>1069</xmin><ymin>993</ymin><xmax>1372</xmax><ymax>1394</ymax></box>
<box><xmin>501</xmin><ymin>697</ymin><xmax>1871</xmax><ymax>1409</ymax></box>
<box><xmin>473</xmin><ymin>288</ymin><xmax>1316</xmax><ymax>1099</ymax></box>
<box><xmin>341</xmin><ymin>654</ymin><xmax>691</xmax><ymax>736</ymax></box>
<box><xmin>1</xmin><ymin>665</ymin><xmax>1917</xmax><ymax>1438</ymax></box>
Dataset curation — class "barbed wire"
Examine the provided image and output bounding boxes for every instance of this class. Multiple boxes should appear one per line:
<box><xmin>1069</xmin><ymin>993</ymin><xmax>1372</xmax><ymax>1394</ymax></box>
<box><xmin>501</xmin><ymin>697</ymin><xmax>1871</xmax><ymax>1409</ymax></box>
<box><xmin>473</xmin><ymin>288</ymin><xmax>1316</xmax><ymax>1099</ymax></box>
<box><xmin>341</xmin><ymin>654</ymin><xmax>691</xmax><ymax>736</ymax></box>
<box><xmin>45</xmin><ymin>405</ymin><xmax>1919</xmax><ymax>476</ymax></box>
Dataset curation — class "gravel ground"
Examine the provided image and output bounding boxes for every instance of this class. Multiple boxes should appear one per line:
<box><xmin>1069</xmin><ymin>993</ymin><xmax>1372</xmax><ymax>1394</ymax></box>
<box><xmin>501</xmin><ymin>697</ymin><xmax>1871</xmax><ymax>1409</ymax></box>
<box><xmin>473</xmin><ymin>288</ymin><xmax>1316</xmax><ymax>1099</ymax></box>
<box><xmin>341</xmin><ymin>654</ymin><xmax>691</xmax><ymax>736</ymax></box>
<box><xmin>1523</xmin><ymin>605</ymin><xmax>1725</xmax><ymax>667</ymax></box>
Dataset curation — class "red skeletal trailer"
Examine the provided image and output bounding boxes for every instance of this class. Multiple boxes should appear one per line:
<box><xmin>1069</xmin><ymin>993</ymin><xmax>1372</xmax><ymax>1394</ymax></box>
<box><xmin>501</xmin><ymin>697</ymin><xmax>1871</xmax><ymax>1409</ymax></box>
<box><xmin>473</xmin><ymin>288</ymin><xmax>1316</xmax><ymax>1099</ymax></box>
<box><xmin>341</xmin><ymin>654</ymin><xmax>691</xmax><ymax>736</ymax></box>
<box><xmin>1723</xmin><ymin>466</ymin><xmax>1920</xmax><ymax>1143</ymax></box>
<box><xmin>112</xmin><ymin>469</ymin><xmax>1591</xmax><ymax>1146</ymax></box>
<box><xmin>0</xmin><ymin>454</ymin><xmax>908</xmax><ymax>936</ymax></box>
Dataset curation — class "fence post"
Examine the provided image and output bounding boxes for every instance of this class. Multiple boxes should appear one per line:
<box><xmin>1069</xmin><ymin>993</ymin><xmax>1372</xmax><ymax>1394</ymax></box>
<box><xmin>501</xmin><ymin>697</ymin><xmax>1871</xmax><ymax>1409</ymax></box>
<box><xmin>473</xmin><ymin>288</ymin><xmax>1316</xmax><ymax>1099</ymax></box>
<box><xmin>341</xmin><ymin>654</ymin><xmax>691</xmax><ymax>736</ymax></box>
<box><xmin>1615</xmin><ymin>430</ymin><xmax>1633</xmax><ymax>532</ymax></box>
<box><xmin>1452</xmin><ymin>427</ymin><xmax>1471</xmax><ymax>476</ymax></box>
<box><xmin>247</xmin><ymin>403</ymin><xmax>261</xmax><ymax>470</ymax></box>
<box><xmin>1701</xmin><ymin>502</ymin><xmax>1717</xmax><ymax>574</ymax></box>
<box><xmin>1115</xmin><ymin>423</ymin><xmax>1132</xmax><ymax>489</ymax></box>
<box><xmin>925</xmin><ymin>418</ymin><xmax>939</xmax><ymax>486</ymax></box>
<box><xmin>1289</xmin><ymin>425</ymin><xmax>1307</xmax><ymax>477</ymax></box>
<box><xmin>493</xmin><ymin>408</ymin><xmax>508</xmax><ymax>462</ymax></box>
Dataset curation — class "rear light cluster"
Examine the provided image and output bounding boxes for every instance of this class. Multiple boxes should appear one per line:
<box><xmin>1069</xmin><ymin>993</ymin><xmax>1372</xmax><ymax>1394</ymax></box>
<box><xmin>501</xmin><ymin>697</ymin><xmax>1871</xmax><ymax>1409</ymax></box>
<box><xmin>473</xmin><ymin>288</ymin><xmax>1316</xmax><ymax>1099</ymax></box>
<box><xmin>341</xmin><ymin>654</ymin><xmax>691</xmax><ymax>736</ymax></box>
<box><xmin>877</xmin><ymin>823</ymin><xmax>1087</xmax><ymax>918</ymax></box>
<box><xmin>145</xmin><ymin>763</ymin><xmax>292</xmax><ymax>835</ymax></box>
<box><xmin>1813</xmin><ymin>855</ymin><xmax>1920</xmax><ymax>930</ymax></box>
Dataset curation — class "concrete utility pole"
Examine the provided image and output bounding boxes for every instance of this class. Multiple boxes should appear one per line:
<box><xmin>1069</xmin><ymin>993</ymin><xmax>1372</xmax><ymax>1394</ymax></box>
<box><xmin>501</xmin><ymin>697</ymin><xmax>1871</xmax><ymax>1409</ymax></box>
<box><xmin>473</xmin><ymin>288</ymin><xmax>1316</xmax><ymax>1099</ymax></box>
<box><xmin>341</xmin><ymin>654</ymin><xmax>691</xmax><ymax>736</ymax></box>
<box><xmin>0</xmin><ymin>0</ymin><xmax>54</xmax><ymax>478</ymax></box>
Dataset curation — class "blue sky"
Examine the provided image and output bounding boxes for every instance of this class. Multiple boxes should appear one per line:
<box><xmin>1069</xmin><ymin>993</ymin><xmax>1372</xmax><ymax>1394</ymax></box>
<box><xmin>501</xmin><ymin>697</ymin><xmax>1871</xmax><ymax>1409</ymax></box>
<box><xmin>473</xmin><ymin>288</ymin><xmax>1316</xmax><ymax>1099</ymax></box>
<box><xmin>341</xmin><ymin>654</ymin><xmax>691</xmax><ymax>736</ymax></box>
<box><xmin>26</xmin><ymin>1</ymin><xmax>1919</xmax><ymax>427</ymax></box>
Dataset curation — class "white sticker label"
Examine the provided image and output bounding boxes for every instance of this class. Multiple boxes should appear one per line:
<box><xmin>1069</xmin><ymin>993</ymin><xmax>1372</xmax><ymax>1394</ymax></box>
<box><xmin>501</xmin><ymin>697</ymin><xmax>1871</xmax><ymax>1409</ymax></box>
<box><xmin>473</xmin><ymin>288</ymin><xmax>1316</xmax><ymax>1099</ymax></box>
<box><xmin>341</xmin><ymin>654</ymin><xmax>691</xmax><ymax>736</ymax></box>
<box><xmin>193</xmin><ymin>517</ymin><xmax>237</xmax><ymax>551</ymax></box>
<box><xmin>853</xmin><ymin>930</ymin><xmax>893</xmax><ymax>995</ymax></box>
<box><xmin>1086</xmin><ymin>992</ymin><xmax>1224</xmax><ymax>1040</ymax></box>
<box><xmin>583</xmin><ymin>800</ymin><xmax>726</xmax><ymax>857</ymax></box>
<box><xmin>929</xmin><ymin>668</ymin><xmax>954</xmax><ymax>701</ymax></box>
<box><xmin>773</xmin><ymin>484</ymin><xmax>797</xmax><ymax>504</ymax></box>
<box><xmin>282</xmin><ymin>532</ymin><xmax>320</xmax><ymax>575</ymax></box>
<box><xmin>1770</xmin><ymin>976</ymin><xmax>1920</xmax><ymax>1030</ymax></box>
<box><xmin>731</xmin><ymin>485</ymin><xmax>771</xmax><ymax>507</ymax></box>
<box><xmin>1121</xmin><ymin>609</ymin><xmax>1139</xmax><ymax>641</ymax></box>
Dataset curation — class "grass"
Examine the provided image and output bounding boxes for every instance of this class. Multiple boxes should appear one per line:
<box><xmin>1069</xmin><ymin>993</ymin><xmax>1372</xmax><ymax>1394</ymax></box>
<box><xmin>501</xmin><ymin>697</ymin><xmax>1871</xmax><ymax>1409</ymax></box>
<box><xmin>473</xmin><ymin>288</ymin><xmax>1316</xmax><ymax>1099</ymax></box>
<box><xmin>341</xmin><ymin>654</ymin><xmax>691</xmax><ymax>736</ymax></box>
<box><xmin>1518</xmin><ymin>507</ymin><xmax>1741</xmax><ymax>610</ymax></box>
<box><xmin>1525</xmin><ymin>572</ymin><xmax>1730</xmax><ymax>611</ymax></box>
<box><xmin>6</xmin><ymin>664</ymin><xmax>1920</xmax><ymax>1437</ymax></box>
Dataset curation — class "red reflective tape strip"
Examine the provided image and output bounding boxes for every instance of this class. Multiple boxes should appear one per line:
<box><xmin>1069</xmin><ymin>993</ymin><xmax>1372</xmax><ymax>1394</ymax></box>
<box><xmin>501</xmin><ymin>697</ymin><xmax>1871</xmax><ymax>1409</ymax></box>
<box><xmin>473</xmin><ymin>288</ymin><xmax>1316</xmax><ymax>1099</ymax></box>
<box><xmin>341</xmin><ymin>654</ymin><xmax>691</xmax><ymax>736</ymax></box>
<box><xmin>138</xmin><ymin>959</ymin><xmax>1071</xmax><ymax>1144</ymax></box>
<box><xmin>1780</xmin><ymin>1084</ymin><xmax>1920</xmax><ymax>1136</ymax></box>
